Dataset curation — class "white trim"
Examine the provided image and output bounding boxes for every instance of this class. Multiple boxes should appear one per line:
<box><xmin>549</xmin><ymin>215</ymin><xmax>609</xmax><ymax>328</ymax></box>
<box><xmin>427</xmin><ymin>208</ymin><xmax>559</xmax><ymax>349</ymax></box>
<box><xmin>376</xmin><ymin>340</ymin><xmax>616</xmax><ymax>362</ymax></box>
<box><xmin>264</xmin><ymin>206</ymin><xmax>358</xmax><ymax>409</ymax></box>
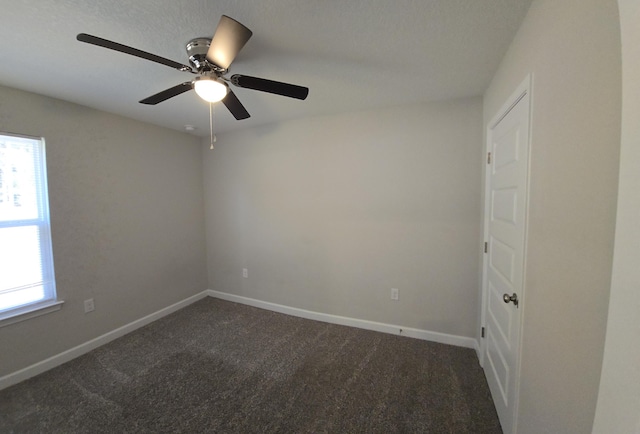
<box><xmin>473</xmin><ymin>338</ymin><xmax>481</xmax><ymax>360</ymax></box>
<box><xmin>1</xmin><ymin>289</ymin><xmax>481</xmax><ymax>391</ymax></box>
<box><xmin>207</xmin><ymin>290</ymin><xmax>478</xmax><ymax>350</ymax></box>
<box><xmin>0</xmin><ymin>133</ymin><xmax>58</xmax><ymax>321</ymax></box>
<box><xmin>0</xmin><ymin>300</ymin><xmax>64</xmax><ymax>328</ymax></box>
<box><xmin>480</xmin><ymin>74</ymin><xmax>532</xmax><ymax>434</ymax></box>
<box><xmin>0</xmin><ymin>291</ymin><xmax>209</xmax><ymax>391</ymax></box>
<box><xmin>480</xmin><ymin>74</ymin><xmax>533</xmax><ymax>365</ymax></box>
<box><xmin>488</xmin><ymin>75</ymin><xmax>532</xmax><ymax>128</ymax></box>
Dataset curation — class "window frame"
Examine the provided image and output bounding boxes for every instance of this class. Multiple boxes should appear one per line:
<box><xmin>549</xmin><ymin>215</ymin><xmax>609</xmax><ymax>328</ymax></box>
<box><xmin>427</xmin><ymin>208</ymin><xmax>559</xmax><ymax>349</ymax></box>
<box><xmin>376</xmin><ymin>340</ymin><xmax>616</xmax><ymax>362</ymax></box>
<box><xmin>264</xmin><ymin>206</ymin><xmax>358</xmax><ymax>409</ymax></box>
<box><xmin>0</xmin><ymin>132</ymin><xmax>62</xmax><ymax>327</ymax></box>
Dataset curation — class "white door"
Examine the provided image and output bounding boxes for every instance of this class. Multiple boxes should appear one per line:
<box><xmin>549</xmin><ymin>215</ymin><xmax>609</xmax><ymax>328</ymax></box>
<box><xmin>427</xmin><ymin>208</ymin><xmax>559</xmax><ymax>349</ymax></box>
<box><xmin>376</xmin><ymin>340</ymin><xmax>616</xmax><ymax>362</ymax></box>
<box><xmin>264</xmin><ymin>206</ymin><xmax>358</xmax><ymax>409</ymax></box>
<box><xmin>481</xmin><ymin>77</ymin><xmax>531</xmax><ymax>434</ymax></box>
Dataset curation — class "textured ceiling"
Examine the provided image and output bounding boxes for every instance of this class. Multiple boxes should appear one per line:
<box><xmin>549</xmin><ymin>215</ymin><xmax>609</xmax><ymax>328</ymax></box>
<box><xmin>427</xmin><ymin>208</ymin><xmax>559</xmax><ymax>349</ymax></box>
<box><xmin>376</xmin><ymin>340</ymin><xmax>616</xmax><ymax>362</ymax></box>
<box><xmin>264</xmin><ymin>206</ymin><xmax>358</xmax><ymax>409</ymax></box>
<box><xmin>0</xmin><ymin>0</ymin><xmax>532</xmax><ymax>136</ymax></box>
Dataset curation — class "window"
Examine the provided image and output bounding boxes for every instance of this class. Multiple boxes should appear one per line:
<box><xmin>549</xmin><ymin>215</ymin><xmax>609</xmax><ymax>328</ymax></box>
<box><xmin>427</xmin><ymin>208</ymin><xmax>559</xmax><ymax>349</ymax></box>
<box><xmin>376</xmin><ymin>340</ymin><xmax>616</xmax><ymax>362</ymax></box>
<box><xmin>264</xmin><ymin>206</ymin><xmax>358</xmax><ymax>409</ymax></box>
<box><xmin>0</xmin><ymin>132</ymin><xmax>60</xmax><ymax>324</ymax></box>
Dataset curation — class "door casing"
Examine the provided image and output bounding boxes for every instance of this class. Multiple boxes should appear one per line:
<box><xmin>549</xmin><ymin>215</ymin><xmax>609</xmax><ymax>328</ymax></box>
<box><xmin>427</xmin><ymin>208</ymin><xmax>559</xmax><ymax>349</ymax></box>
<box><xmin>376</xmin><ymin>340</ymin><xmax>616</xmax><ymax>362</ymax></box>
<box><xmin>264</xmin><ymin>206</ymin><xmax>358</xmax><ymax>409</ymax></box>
<box><xmin>479</xmin><ymin>74</ymin><xmax>533</xmax><ymax>434</ymax></box>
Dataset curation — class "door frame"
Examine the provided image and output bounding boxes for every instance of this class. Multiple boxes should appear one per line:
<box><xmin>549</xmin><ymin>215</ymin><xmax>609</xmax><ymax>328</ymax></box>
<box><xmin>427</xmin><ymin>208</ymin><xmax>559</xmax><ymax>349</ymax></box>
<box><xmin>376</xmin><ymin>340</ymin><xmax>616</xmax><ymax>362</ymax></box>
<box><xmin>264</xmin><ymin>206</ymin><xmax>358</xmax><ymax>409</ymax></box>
<box><xmin>479</xmin><ymin>74</ymin><xmax>533</xmax><ymax>433</ymax></box>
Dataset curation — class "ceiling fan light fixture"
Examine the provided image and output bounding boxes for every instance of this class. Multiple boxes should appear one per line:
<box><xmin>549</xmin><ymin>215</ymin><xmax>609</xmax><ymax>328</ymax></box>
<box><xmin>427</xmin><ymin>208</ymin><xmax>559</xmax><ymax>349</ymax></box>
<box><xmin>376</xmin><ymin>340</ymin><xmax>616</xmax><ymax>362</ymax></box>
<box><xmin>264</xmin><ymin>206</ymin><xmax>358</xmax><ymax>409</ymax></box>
<box><xmin>194</xmin><ymin>76</ymin><xmax>228</xmax><ymax>102</ymax></box>
<box><xmin>77</xmin><ymin>15</ymin><xmax>308</xmax><ymax>119</ymax></box>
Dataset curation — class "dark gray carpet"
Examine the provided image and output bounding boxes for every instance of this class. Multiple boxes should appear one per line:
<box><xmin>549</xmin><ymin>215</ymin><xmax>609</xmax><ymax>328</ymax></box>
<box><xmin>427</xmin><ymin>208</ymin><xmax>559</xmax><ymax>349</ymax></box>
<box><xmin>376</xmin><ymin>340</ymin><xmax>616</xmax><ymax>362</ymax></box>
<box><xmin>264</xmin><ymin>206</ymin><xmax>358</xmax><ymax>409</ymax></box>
<box><xmin>0</xmin><ymin>297</ymin><xmax>502</xmax><ymax>433</ymax></box>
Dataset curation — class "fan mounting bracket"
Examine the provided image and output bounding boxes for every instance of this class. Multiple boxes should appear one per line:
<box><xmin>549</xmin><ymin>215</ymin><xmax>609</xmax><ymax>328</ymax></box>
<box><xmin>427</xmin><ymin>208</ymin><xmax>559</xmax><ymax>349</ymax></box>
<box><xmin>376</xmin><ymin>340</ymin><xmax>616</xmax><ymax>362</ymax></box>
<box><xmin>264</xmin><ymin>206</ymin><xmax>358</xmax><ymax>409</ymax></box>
<box><xmin>186</xmin><ymin>38</ymin><xmax>226</xmax><ymax>75</ymax></box>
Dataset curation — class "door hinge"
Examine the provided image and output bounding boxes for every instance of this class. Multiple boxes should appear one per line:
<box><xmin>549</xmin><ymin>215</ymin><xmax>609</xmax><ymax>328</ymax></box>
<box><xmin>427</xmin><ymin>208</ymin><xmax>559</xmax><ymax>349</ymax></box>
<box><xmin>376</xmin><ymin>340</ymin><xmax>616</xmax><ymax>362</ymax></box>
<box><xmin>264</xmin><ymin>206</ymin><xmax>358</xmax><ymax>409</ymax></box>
<box><xmin>487</xmin><ymin>152</ymin><xmax>492</xmax><ymax>164</ymax></box>
<box><xmin>481</xmin><ymin>327</ymin><xmax>485</xmax><ymax>338</ymax></box>
<box><xmin>484</xmin><ymin>241</ymin><xmax>488</xmax><ymax>253</ymax></box>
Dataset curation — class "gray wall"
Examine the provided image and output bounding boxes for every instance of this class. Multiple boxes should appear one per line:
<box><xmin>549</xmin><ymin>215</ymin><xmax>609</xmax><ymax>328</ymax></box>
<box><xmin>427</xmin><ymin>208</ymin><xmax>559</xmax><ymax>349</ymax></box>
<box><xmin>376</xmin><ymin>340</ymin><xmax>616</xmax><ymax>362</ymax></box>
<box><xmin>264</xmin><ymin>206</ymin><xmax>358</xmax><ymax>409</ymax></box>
<box><xmin>203</xmin><ymin>98</ymin><xmax>483</xmax><ymax>338</ymax></box>
<box><xmin>0</xmin><ymin>85</ymin><xmax>208</xmax><ymax>377</ymax></box>
<box><xmin>482</xmin><ymin>0</ymin><xmax>621</xmax><ymax>432</ymax></box>
<box><xmin>594</xmin><ymin>0</ymin><xmax>640</xmax><ymax>431</ymax></box>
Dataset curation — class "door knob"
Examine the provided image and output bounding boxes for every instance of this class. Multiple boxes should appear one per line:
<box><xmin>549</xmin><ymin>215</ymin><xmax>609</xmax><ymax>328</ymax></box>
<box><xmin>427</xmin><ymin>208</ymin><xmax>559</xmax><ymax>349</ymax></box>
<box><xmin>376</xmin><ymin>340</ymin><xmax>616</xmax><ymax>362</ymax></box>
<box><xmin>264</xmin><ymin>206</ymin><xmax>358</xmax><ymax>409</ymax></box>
<box><xmin>503</xmin><ymin>293</ymin><xmax>519</xmax><ymax>307</ymax></box>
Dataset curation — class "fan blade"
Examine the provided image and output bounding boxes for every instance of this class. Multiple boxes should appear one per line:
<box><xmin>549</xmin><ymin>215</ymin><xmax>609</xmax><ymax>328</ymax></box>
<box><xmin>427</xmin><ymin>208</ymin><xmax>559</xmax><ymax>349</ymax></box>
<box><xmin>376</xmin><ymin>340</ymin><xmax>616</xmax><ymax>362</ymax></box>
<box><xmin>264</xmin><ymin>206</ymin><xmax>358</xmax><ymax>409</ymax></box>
<box><xmin>77</xmin><ymin>33</ymin><xmax>193</xmax><ymax>72</ymax></box>
<box><xmin>206</xmin><ymin>15</ymin><xmax>252</xmax><ymax>70</ymax></box>
<box><xmin>222</xmin><ymin>90</ymin><xmax>250</xmax><ymax>120</ymax></box>
<box><xmin>230</xmin><ymin>74</ymin><xmax>309</xmax><ymax>100</ymax></box>
<box><xmin>139</xmin><ymin>82</ymin><xmax>193</xmax><ymax>105</ymax></box>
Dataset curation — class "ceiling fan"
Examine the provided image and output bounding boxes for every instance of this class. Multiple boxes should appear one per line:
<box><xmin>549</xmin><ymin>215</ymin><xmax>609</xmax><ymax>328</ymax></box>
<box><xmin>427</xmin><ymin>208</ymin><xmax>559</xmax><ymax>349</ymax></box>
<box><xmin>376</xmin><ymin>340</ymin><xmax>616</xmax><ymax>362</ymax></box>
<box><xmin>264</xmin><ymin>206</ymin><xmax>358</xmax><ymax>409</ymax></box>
<box><xmin>76</xmin><ymin>15</ymin><xmax>309</xmax><ymax>120</ymax></box>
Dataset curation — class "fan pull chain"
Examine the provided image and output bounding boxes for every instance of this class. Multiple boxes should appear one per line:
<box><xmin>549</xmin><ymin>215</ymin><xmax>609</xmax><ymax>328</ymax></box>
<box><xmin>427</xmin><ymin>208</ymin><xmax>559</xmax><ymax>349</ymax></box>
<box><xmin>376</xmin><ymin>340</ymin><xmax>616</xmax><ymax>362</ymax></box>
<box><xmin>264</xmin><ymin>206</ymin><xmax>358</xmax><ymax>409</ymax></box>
<box><xmin>209</xmin><ymin>102</ymin><xmax>217</xmax><ymax>150</ymax></box>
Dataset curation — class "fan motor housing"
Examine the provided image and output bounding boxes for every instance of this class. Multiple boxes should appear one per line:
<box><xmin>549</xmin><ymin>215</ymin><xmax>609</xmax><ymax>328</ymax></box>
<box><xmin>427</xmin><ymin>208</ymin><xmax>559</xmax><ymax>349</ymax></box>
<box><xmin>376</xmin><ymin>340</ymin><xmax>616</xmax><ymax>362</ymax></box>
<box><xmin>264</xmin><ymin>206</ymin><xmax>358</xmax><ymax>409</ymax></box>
<box><xmin>186</xmin><ymin>38</ymin><xmax>225</xmax><ymax>73</ymax></box>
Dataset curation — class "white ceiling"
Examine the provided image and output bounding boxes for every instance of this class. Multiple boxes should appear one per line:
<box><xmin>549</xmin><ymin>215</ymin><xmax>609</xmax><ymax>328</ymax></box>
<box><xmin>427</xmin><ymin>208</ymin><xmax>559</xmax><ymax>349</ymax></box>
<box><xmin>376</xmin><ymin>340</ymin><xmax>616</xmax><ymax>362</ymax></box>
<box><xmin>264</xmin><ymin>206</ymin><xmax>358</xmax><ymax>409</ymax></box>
<box><xmin>0</xmin><ymin>0</ymin><xmax>532</xmax><ymax>136</ymax></box>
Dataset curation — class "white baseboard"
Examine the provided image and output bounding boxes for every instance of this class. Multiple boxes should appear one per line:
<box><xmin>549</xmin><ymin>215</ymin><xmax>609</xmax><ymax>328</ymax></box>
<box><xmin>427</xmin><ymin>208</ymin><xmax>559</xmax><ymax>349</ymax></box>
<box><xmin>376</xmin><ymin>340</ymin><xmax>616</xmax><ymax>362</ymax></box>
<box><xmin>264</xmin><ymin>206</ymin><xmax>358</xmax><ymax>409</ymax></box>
<box><xmin>1</xmin><ymin>289</ymin><xmax>480</xmax><ymax>391</ymax></box>
<box><xmin>0</xmin><ymin>291</ymin><xmax>210</xmax><ymax>391</ymax></box>
<box><xmin>207</xmin><ymin>290</ymin><xmax>478</xmax><ymax>350</ymax></box>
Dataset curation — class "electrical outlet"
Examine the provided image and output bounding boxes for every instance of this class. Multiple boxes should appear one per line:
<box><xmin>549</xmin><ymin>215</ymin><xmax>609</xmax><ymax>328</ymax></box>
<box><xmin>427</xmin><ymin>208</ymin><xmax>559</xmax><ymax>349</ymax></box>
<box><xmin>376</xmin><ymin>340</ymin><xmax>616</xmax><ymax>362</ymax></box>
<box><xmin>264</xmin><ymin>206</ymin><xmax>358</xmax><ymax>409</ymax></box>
<box><xmin>390</xmin><ymin>288</ymin><xmax>399</xmax><ymax>301</ymax></box>
<box><xmin>84</xmin><ymin>298</ymin><xmax>95</xmax><ymax>313</ymax></box>
<box><xmin>243</xmin><ymin>268</ymin><xmax>248</xmax><ymax>278</ymax></box>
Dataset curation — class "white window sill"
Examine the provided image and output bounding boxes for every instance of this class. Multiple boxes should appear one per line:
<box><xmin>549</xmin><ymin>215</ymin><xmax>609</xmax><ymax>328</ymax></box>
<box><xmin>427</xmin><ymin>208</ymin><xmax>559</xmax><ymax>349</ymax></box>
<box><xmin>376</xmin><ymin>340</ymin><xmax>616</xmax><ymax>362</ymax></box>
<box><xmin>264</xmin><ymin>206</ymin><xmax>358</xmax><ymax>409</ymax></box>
<box><xmin>0</xmin><ymin>300</ymin><xmax>64</xmax><ymax>328</ymax></box>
